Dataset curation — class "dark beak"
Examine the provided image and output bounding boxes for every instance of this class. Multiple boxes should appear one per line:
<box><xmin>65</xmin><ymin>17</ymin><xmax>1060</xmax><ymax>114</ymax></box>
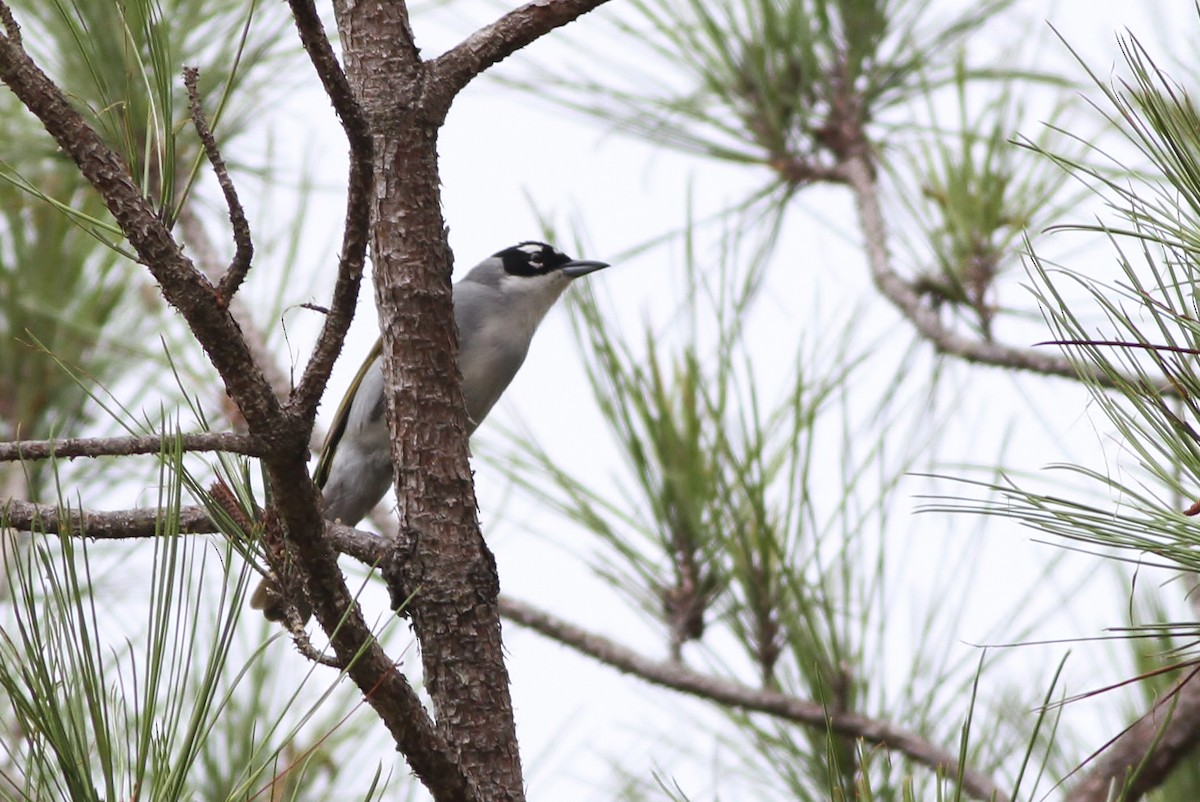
<box><xmin>562</xmin><ymin>259</ymin><xmax>610</xmax><ymax>278</ymax></box>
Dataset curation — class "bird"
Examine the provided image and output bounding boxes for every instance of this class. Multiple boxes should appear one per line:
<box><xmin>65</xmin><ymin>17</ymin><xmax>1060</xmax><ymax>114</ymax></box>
<box><xmin>251</xmin><ymin>241</ymin><xmax>610</xmax><ymax>622</ymax></box>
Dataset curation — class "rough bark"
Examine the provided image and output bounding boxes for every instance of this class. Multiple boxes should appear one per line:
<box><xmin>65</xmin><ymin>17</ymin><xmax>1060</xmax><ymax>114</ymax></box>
<box><xmin>330</xmin><ymin>0</ymin><xmax>522</xmax><ymax>796</ymax></box>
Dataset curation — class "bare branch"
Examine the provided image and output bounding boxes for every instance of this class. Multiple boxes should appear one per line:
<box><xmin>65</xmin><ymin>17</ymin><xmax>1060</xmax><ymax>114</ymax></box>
<box><xmin>427</xmin><ymin>0</ymin><xmax>612</xmax><ymax>118</ymax></box>
<box><xmin>499</xmin><ymin>595</ymin><xmax>1009</xmax><ymax>802</ymax></box>
<box><xmin>183</xmin><ymin>67</ymin><xmax>253</xmax><ymax>304</ymax></box>
<box><xmin>0</xmin><ymin>432</ymin><xmax>264</xmax><ymax>462</ymax></box>
<box><xmin>1066</xmin><ymin>667</ymin><xmax>1200</xmax><ymax>802</ymax></box>
<box><xmin>285</xmin><ymin>604</ymin><xmax>346</xmax><ymax>668</ymax></box>
<box><xmin>838</xmin><ymin>153</ymin><xmax>1169</xmax><ymax>394</ymax></box>
<box><xmin>0</xmin><ymin>500</ymin><xmax>389</xmax><ymax>562</ymax></box>
<box><xmin>285</xmin><ymin>0</ymin><xmax>373</xmax><ymax>423</ymax></box>
<box><xmin>1</xmin><ymin>499</ymin><xmax>215</xmax><ymax>538</ymax></box>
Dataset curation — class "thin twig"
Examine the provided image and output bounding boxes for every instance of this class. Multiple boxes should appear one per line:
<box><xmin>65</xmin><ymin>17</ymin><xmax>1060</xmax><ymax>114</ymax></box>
<box><xmin>286</xmin><ymin>604</ymin><xmax>346</xmax><ymax>668</ymax></box>
<box><xmin>0</xmin><ymin>432</ymin><xmax>264</xmax><ymax>462</ymax></box>
<box><xmin>183</xmin><ymin>66</ymin><xmax>253</xmax><ymax>304</ymax></box>
<box><xmin>499</xmin><ymin>594</ymin><xmax>1009</xmax><ymax>802</ymax></box>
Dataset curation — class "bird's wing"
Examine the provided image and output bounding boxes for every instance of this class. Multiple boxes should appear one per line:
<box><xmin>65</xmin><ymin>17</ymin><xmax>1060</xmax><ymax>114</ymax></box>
<box><xmin>313</xmin><ymin>336</ymin><xmax>383</xmax><ymax>490</ymax></box>
<box><xmin>453</xmin><ymin>280</ymin><xmax>529</xmax><ymax>433</ymax></box>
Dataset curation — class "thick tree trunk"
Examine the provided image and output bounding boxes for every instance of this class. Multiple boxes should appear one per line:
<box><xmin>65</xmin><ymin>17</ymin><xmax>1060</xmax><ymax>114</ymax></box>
<box><xmin>332</xmin><ymin>2</ymin><xmax>524</xmax><ymax>799</ymax></box>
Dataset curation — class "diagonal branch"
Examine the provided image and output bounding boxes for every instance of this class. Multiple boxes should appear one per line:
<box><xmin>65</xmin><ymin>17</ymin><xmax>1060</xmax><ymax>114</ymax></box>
<box><xmin>175</xmin><ymin>207</ymin><xmax>302</xmax><ymax>418</ymax></box>
<box><xmin>499</xmin><ymin>595</ymin><xmax>1009</xmax><ymax>802</ymax></box>
<box><xmin>0</xmin><ymin>432</ymin><xmax>264</xmax><ymax>462</ymax></box>
<box><xmin>285</xmin><ymin>0</ymin><xmax>374</xmax><ymax>424</ymax></box>
<box><xmin>837</xmin><ymin>153</ymin><xmax>1171</xmax><ymax>395</ymax></box>
<box><xmin>0</xmin><ymin>2</ymin><xmax>18</xmax><ymax>42</ymax></box>
<box><xmin>1066</xmin><ymin>667</ymin><xmax>1200</xmax><ymax>802</ymax></box>
<box><xmin>427</xmin><ymin>0</ymin><xmax>612</xmax><ymax>119</ymax></box>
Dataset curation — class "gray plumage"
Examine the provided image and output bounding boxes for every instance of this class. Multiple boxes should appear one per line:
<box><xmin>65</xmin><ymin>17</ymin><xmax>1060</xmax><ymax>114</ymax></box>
<box><xmin>252</xmin><ymin>242</ymin><xmax>609</xmax><ymax>621</ymax></box>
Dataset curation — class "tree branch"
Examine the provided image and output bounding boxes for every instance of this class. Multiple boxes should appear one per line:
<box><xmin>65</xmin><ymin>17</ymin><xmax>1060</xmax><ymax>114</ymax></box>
<box><xmin>0</xmin><ymin>2</ymin><xmax>19</xmax><ymax>43</ymax></box>
<box><xmin>0</xmin><ymin>500</ymin><xmax>388</xmax><ymax>561</ymax></box>
<box><xmin>838</xmin><ymin>153</ymin><xmax>1169</xmax><ymax>394</ymax></box>
<box><xmin>284</xmin><ymin>0</ymin><xmax>374</xmax><ymax>425</ymax></box>
<box><xmin>183</xmin><ymin>67</ymin><xmax>253</xmax><ymax>304</ymax></box>
<box><xmin>0</xmin><ymin>432</ymin><xmax>264</xmax><ymax>462</ymax></box>
<box><xmin>499</xmin><ymin>595</ymin><xmax>1009</xmax><ymax>802</ymax></box>
<box><xmin>1066</xmin><ymin>667</ymin><xmax>1200</xmax><ymax>802</ymax></box>
<box><xmin>1</xmin><ymin>500</ymin><xmax>216</xmax><ymax>538</ymax></box>
<box><xmin>426</xmin><ymin>0</ymin><xmax>612</xmax><ymax>118</ymax></box>
<box><xmin>175</xmin><ymin>207</ymin><xmax>303</xmax><ymax>423</ymax></box>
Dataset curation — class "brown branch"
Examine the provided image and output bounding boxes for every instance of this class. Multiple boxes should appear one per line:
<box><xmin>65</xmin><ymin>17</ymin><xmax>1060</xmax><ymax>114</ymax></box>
<box><xmin>427</xmin><ymin>0</ymin><xmax>613</xmax><ymax>119</ymax></box>
<box><xmin>175</xmin><ymin>207</ymin><xmax>300</xmax><ymax>418</ymax></box>
<box><xmin>499</xmin><ymin>595</ymin><xmax>1009</xmax><ymax>802</ymax></box>
<box><xmin>1</xmin><ymin>500</ymin><xmax>215</xmax><ymax>538</ymax></box>
<box><xmin>1066</xmin><ymin>667</ymin><xmax>1200</xmax><ymax>802</ymax></box>
<box><xmin>0</xmin><ymin>432</ymin><xmax>264</xmax><ymax>462</ymax></box>
<box><xmin>284</xmin><ymin>0</ymin><xmax>373</xmax><ymax>424</ymax></box>
<box><xmin>0</xmin><ymin>500</ymin><xmax>389</xmax><ymax>562</ymax></box>
<box><xmin>838</xmin><ymin>153</ymin><xmax>1168</xmax><ymax>394</ymax></box>
<box><xmin>183</xmin><ymin>67</ymin><xmax>253</xmax><ymax>304</ymax></box>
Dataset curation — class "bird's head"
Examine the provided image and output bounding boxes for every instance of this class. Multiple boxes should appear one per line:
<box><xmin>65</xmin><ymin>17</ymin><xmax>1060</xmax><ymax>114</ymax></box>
<box><xmin>465</xmin><ymin>241</ymin><xmax>609</xmax><ymax>290</ymax></box>
<box><xmin>499</xmin><ymin>241</ymin><xmax>609</xmax><ymax>278</ymax></box>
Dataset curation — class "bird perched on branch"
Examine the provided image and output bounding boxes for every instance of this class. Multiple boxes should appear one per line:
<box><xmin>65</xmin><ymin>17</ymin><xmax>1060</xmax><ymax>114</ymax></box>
<box><xmin>252</xmin><ymin>241</ymin><xmax>610</xmax><ymax>622</ymax></box>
